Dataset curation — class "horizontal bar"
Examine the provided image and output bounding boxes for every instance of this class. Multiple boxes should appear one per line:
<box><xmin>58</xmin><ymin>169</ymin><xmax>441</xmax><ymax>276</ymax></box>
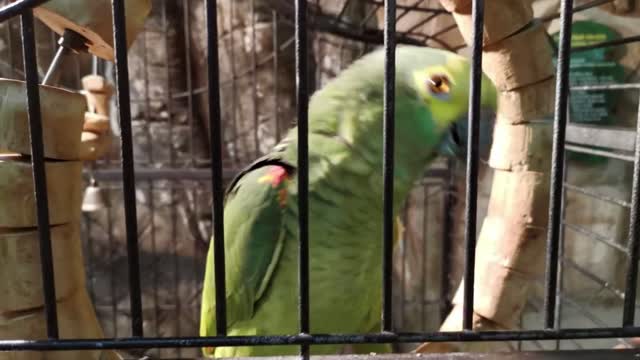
<box><xmin>563</xmin><ymin>222</ymin><xmax>628</xmax><ymax>254</ymax></box>
<box><xmin>269</xmin><ymin>0</ymin><xmax>426</xmax><ymax>47</ymax></box>
<box><xmin>562</xmin><ymin>257</ymin><xmax>625</xmax><ymax>300</ymax></box>
<box><xmin>216</xmin><ymin>350</ymin><xmax>640</xmax><ymax>360</ymax></box>
<box><xmin>537</xmin><ymin>0</ymin><xmax>613</xmax><ymax>23</ymax></box>
<box><xmin>565</xmin><ymin>124</ymin><xmax>636</xmax><ymax>153</ymax></box>
<box><xmin>572</xmin><ymin>35</ymin><xmax>640</xmax><ymax>53</ymax></box>
<box><xmin>85</xmin><ymin>168</ymin><xmax>452</xmax><ymax>182</ymax></box>
<box><xmin>564</xmin><ymin>183</ymin><xmax>630</xmax><ymax>209</ymax></box>
<box><xmin>571</xmin><ymin>83</ymin><xmax>640</xmax><ymax>91</ymax></box>
<box><xmin>2</xmin><ymin>328</ymin><xmax>640</xmax><ymax>351</ymax></box>
<box><xmin>564</xmin><ymin>144</ymin><xmax>635</xmax><ymax>162</ymax></box>
<box><xmin>0</xmin><ymin>0</ymin><xmax>49</xmax><ymax>23</ymax></box>
<box><xmin>366</xmin><ymin>1</ymin><xmax>448</xmax><ymax>14</ymax></box>
<box><xmin>187</xmin><ymin>352</ymin><xmax>640</xmax><ymax>360</ymax></box>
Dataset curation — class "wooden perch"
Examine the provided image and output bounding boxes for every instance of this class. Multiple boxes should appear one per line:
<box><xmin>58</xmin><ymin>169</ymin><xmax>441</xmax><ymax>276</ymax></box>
<box><xmin>416</xmin><ymin>0</ymin><xmax>554</xmax><ymax>353</ymax></box>
<box><xmin>33</xmin><ymin>0</ymin><xmax>152</xmax><ymax>61</ymax></box>
<box><xmin>0</xmin><ymin>79</ymin><xmax>85</xmax><ymax>161</ymax></box>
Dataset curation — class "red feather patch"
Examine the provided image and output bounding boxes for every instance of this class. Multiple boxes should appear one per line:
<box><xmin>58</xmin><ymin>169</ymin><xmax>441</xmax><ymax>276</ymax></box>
<box><xmin>257</xmin><ymin>166</ymin><xmax>290</xmax><ymax>208</ymax></box>
<box><xmin>257</xmin><ymin>165</ymin><xmax>289</xmax><ymax>188</ymax></box>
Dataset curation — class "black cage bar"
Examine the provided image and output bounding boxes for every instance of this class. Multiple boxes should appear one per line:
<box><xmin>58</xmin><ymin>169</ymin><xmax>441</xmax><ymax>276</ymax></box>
<box><xmin>2</xmin><ymin>0</ymin><xmax>640</xmax><ymax>358</ymax></box>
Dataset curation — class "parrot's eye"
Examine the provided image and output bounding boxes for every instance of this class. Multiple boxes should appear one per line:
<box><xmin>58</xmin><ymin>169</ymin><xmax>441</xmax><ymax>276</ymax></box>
<box><xmin>427</xmin><ymin>74</ymin><xmax>451</xmax><ymax>97</ymax></box>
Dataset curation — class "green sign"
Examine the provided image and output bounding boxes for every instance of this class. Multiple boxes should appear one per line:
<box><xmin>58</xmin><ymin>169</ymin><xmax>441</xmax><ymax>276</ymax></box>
<box><xmin>551</xmin><ymin>21</ymin><xmax>626</xmax><ymax>164</ymax></box>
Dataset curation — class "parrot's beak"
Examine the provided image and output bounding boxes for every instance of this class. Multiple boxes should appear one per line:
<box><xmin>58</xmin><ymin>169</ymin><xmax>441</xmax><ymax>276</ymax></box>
<box><xmin>436</xmin><ymin>107</ymin><xmax>496</xmax><ymax>160</ymax></box>
<box><xmin>435</xmin><ymin>75</ymin><xmax>498</xmax><ymax>160</ymax></box>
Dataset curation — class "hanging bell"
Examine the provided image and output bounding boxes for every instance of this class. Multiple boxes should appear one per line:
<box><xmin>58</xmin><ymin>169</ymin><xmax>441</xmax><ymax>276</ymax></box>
<box><xmin>81</xmin><ymin>178</ymin><xmax>109</xmax><ymax>212</ymax></box>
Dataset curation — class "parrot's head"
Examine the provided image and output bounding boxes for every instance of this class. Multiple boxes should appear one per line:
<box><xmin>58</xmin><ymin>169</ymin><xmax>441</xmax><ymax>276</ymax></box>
<box><xmin>398</xmin><ymin>46</ymin><xmax>498</xmax><ymax>161</ymax></box>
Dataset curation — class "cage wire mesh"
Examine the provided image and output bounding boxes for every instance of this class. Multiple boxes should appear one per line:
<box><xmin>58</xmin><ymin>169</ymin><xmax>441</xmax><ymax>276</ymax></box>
<box><xmin>0</xmin><ymin>0</ymin><xmax>640</xmax><ymax>358</ymax></box>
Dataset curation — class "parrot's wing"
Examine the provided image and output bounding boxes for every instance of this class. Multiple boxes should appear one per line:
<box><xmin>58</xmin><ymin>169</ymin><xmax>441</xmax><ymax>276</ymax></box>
<box><xmin>200</xmin><ymin>155</ymin><xmax>295</xmax><ymax>338</ymax></box>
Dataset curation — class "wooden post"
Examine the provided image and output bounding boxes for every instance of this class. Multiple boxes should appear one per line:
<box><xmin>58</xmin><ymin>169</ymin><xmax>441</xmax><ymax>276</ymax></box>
<box><xmin>416</xmin><ymin>0</ymin><xmax>555</xmax><ymax>353</ymax></box>
<box><xmin>0</xmin><ymin>155</ymin><xmax>83</xmax><ymax>228</ymax></box>
<box><xmin>0</xmin><ymin>80</ymin><xmax>85</xmax><ymax>160</ymax></box>
<box><xmin>0</xmin><ymin>79</ymin><xmax>119</xmax><ymax>359</ymax></box>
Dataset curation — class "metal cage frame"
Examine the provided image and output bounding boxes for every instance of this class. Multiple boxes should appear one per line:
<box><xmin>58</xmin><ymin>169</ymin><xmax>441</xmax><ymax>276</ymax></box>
<box><xmin>1</xmin><ymin>0</ymin><xmax>640</xmax><ymax>358</ymax></box>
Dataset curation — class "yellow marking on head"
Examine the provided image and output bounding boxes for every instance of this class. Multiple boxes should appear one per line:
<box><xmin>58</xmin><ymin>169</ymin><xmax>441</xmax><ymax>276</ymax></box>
<box><xmin>411</xmin><ymin>55</ymin><xmax>475</xmax><ymax>130</ymax></box>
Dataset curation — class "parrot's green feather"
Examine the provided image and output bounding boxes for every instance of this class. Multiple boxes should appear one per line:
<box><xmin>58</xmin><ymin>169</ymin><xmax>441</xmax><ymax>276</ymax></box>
<box><xmin>200</xmin><ymin>46</ymin><xmax>497</xmax><ymax>357</ymax></box>
<box><xmin>200</xmin><ymin>157</ymin><xmax>294</xmax><ymax>356</ymax></box>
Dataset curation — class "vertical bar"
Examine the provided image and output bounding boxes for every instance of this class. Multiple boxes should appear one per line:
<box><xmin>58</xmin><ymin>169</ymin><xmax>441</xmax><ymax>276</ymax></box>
<box><xmin>399</xmin><ymin>204</ymin><xmax>408</xmax><ymax>330</ymax></box>
<box><xmin>86</xmin><ymin>216</ymin><xmax>95</xmax><ymax>302</ymax></box>
<box><xmin>182</xmin><ymin>0</ymin><xmax>196</xmax><ymax>164</ymax></box>
<box><xmin>229</xmin><ymin>0</ymin><xmax>239</xmax><ymax>165</ymax></box>
<box><xmin>107</xmin><ymin>191</ymin><xmax>118</xmax><ymax>337</ymax></box>
<box><xmin>295</xmin><ymin>0</ymin><xmax>310</xmax><ymax>357</ymax></box>
<box><xmin>205</xmin><ymin>0</ymin><xmax>227</xmax><ymax>336</ymax></box>
<box><xmin>272</xmin><ymin>11</ymin><xmax>281</xmax><ymax>142</ymax></box>
<box><xmin>251</xmin><ymin>0</ymin><xmax>260</xmax><ymax>158</ymax></box>
<box><xmin>73</xmin><ymin>54</ymin><xmax>81</xmax><ymax>89</ymax></box>
<box><xmin>140</xmin><ymin>18</ymin><xmax>160</xmax><ymax>345</ymax></box>
<box><xmin>441</xmin><ymin>159</ymin><xmax>455</xmax><ymax>322</ymax></box>
<box><xmin>111</xmin><ymin>0</ymin><xmax>144</xmax><ymax>337</ymax></box>
<box><xmin>462</xmin><ymin>0</ymin><xmax>485</xmax><ymax>331</ymax></box>
<box><xmin>20</xmin><ymin>10</ymin><xmax>59</xmax><ymax>339</ymax></box>
<box><xmin>544</xmin><ymin>0</ymin><xmax>574</xmax><ymax>330</ymax></box>
<box><xmin>92</xmin><ymin>54</ymin><xmax>98</xmax><ymax>75</ymax></box>
<box><xmin>6</xmin><ymin>18</ymin><xmax>15</xmax><ymax>77</ymax></box>
<box><xmin>555</xmin><ymin>161</ymin><xmax>569</xmax><ymax>349</ymax></box>
<box><xmin>103</xmin><ymin>87</ymin><xmax>119</xmax><ymax>338</ymax></box>
<box><xmin>623</xmin><ymin>89</ymin><xmax>640</xmax><ymax>326</ymax></box>
<box><xmin>163</xmin><ymin>0</ymin><xmax>181</xmax><ymax>355</ymax></box>
<box><xmin>382</xmin><ymin>0</ymin><xmax>396</xmax><ymax>333</ymax></box>
<box><xmin>421</xmin><ymin>183</ymin><xmax>429</xmax><ymax>330</ymax></box>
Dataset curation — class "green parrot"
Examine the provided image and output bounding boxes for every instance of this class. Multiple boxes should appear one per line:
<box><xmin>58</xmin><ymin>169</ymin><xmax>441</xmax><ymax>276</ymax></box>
<box><xmin>200</xmin><ymin>45</ymin><xmax>498</xmax><ymax>357</ymax></box>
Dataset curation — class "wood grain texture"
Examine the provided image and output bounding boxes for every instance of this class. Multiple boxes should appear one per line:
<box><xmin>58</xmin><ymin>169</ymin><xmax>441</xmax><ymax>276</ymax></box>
<box><xmin>0</xmin><ymin>79</ymin><xmax>85</xmax><ymax>160</ymax></box>
<box><xmin>0</xmin><ymin>155</ymin><xmax>82</xmax><ymax>228</ymax></box>
<box><xmin>0</xmin><ymin>289</ymin><xmax>121</xmax><ymax>360</ymax></box>
<box><xmin>0</xmin><ymin>223</ymin><xmax>85</xmax><ymax>313</ymax></box>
